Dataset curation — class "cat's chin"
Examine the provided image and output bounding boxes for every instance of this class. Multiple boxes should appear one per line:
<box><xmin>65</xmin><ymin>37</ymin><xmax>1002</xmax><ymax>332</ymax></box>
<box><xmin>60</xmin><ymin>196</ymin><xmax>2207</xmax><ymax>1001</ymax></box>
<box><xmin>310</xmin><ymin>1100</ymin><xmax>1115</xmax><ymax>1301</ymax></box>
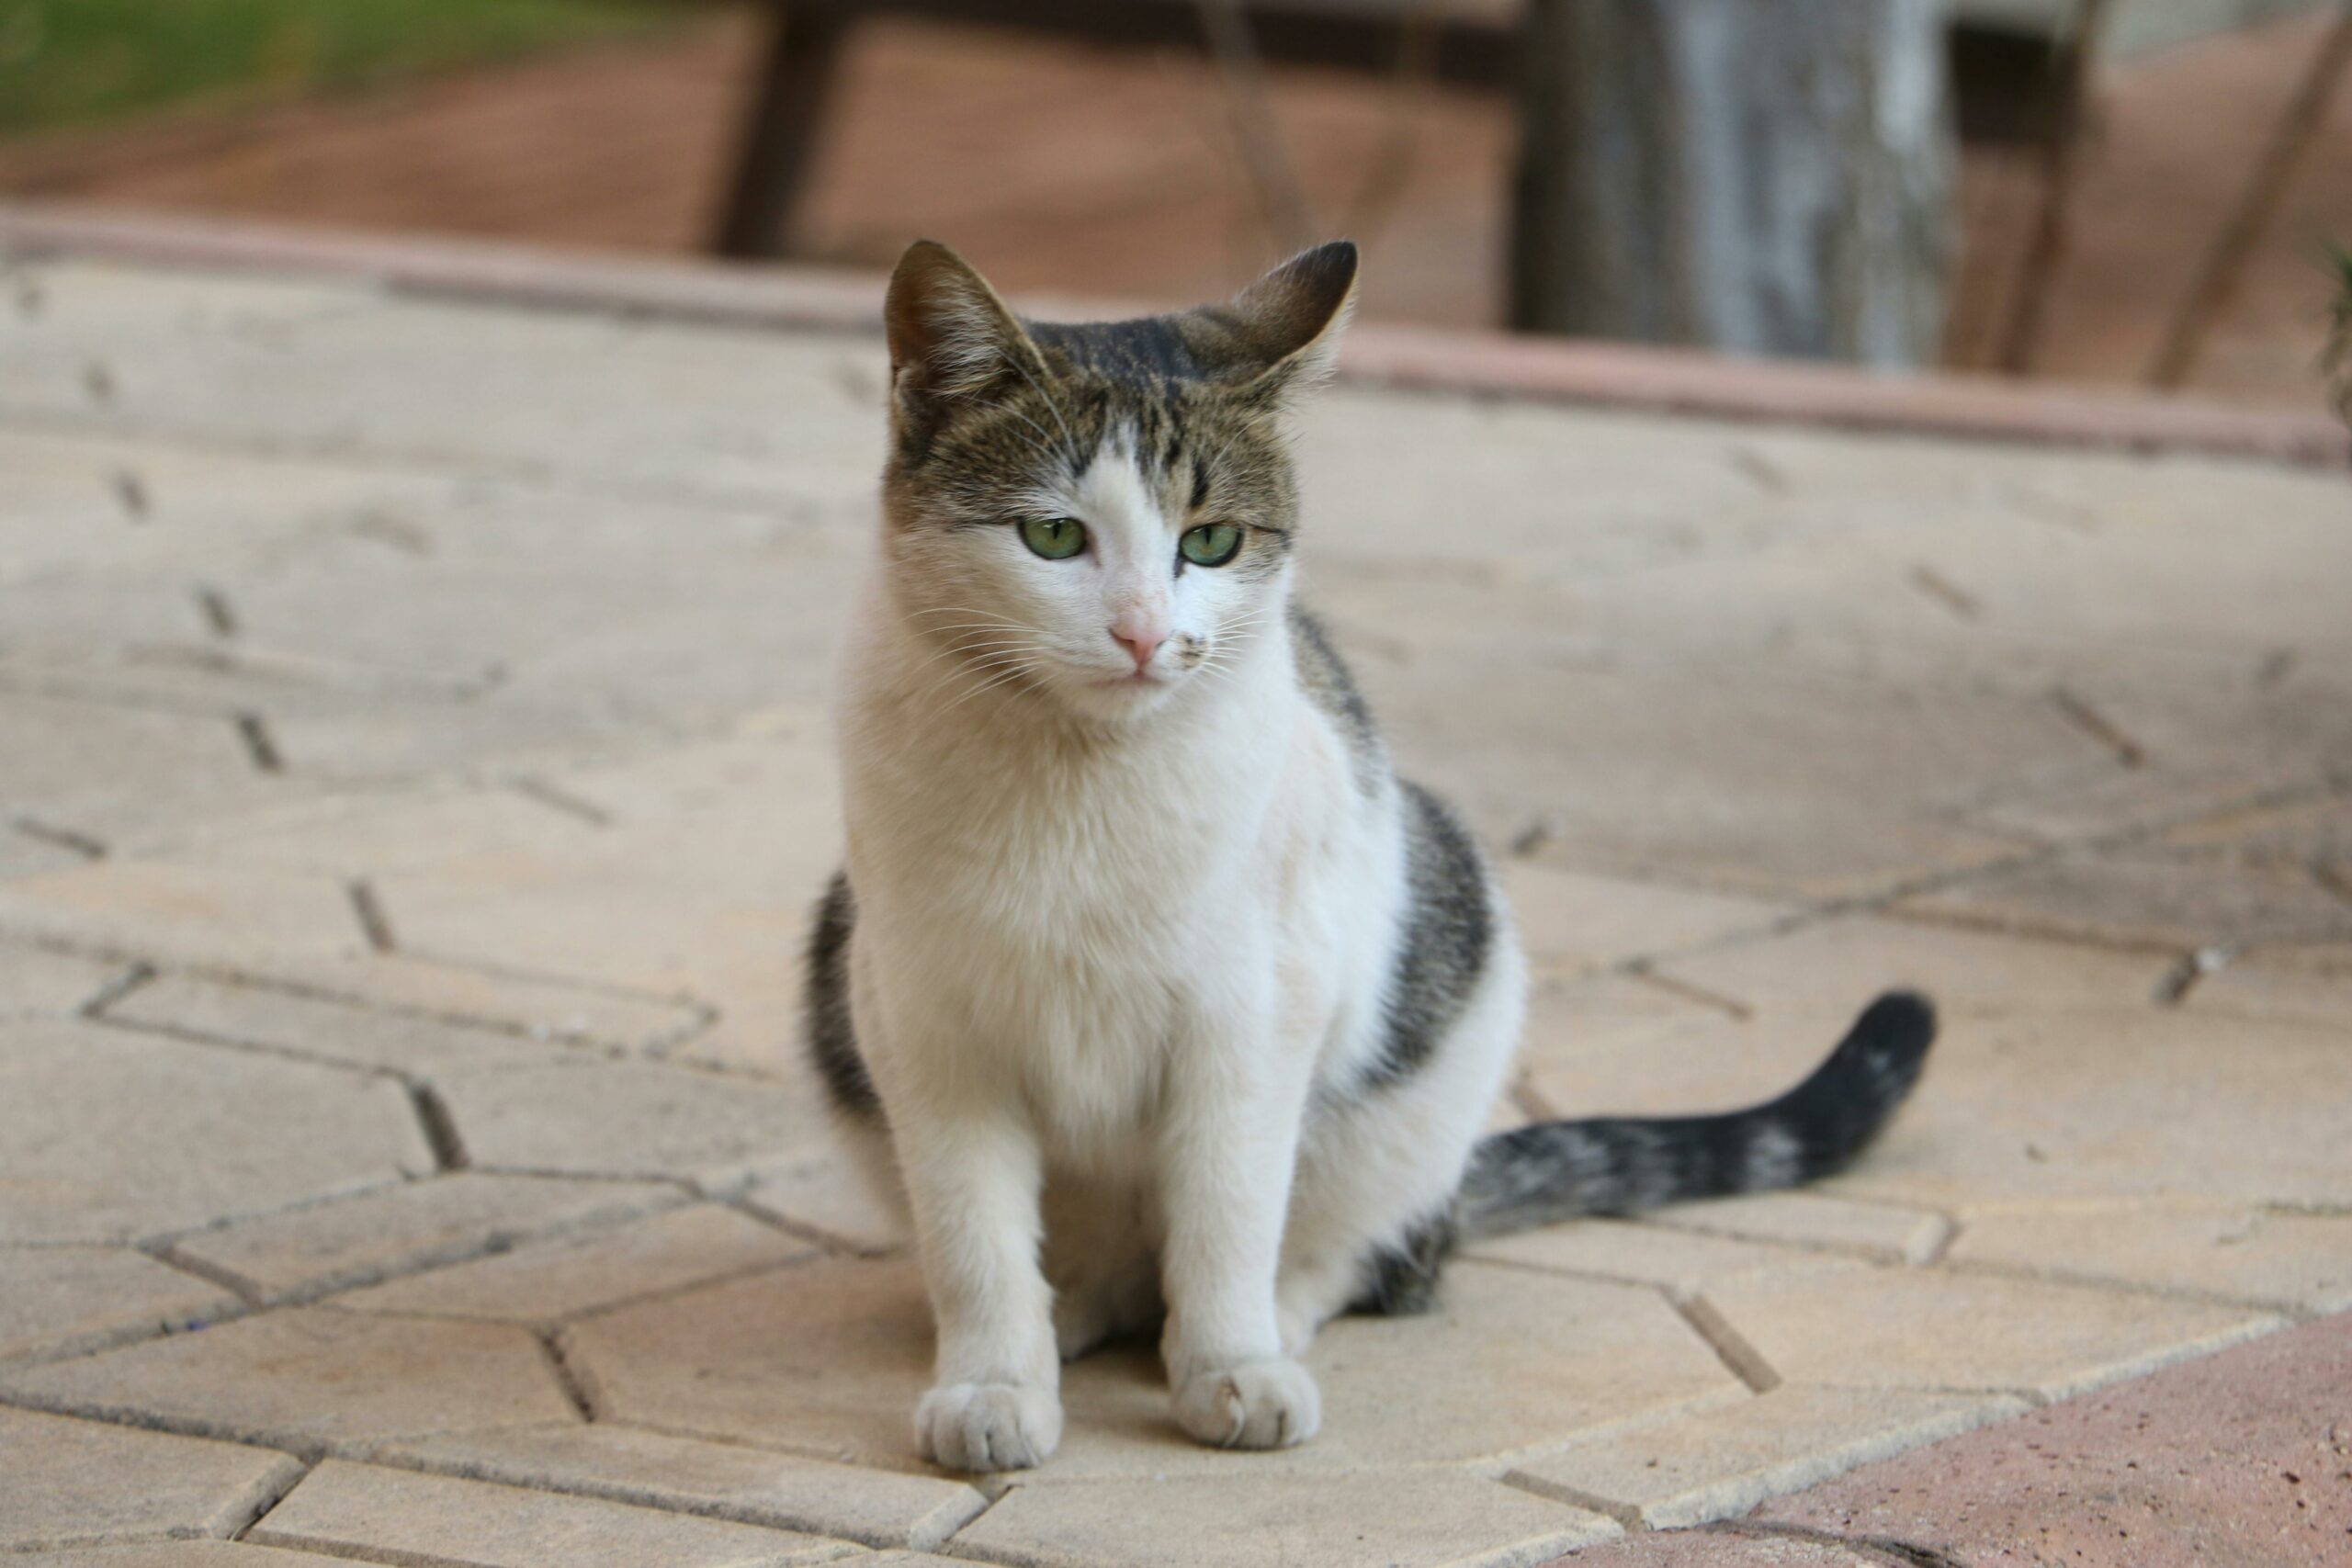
<box><xmin>1050</xmin><ymin>669</ymin><xmax>1185</xmax><ymax>723</ymax></box>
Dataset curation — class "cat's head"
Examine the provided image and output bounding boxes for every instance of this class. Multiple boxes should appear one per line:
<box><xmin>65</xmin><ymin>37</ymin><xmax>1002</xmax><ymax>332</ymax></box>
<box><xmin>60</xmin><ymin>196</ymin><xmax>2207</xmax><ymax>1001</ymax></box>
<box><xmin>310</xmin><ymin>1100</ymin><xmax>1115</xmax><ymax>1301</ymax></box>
<box><xmin>875</xmin><ymin>240</ymin><xmax>1357</xmax><ymax>725</ymax></box>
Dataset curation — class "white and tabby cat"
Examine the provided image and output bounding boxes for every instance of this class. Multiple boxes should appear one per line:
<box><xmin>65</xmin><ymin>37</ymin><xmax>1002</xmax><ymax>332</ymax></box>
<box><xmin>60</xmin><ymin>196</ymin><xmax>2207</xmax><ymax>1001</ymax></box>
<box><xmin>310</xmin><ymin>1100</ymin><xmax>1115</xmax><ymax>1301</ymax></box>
<box><xmin>807</xmin><ymin>239</ymin><xmax>1934</xmax><ymax>1472</ymax></box>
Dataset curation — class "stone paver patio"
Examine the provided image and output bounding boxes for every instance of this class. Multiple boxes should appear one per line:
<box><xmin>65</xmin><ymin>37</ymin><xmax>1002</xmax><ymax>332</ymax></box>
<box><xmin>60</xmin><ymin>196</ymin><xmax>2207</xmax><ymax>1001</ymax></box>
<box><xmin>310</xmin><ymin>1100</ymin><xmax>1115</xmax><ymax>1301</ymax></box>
<box><xmin>1</xmin><ymin>216</ymin><xmax>2347</xmax><ymax>1566</ymax></box>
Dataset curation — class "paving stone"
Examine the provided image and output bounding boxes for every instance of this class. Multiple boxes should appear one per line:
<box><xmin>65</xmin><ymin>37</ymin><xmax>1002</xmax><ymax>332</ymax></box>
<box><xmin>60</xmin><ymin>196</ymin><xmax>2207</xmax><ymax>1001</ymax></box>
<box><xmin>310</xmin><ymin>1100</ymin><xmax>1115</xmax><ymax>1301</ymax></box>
<box><xmin>1752</xmin><ymin>1311</ymin><xmax>2352</xmax><ymax>1567</ymax></box>
<box><xmin>0</xmin><ymin>860</ymin><xmax>368</xmax><ymax>975</ymax></box>
<box><xmin>0</xmin><ymin>1246</ymin><xmax>241</xmax><ymax>1361</ymax></box>
<box><xmin>1466</xmin><ymin>1219</ymin><xmax>1856</xmax><ymax>1292</ymax></box>
<box><xmin>8</xmin><ymin>1545</ymin><xmax>362</xmax><ymax>1568</ymax></box>
<box><xmin>954</xmin><ymin>1469</ymin><xmax>1619</xmax><ymax>1568</ymax></box>
<box><xmin>2184</xmin><ymin>942</ymin><xmax>2352</xmax><ymax>1027</ymax></box>
<box><xmin>1899</xmin><ymin>844</ymin><xmax>2352</xmax><ymax>953</ymax></box>
<box><xmin>435</xmin><ymin>1060</ymin><xmax>833</xmax><ymax>1183</ymax></box>
<box><xmin>0</xmin><ymin>692</ymin><xmax>301</xmax><ymax>854</ymax></box>
<box><xmin>0</xmin><ymin>1307</ymin><xmax>576</xmax><ymax>1453</ymax></box>
<box><xmin>105</xmin><ymin>975</ymin><xmax>595</xmax><ymax>1079</ymax></box>
<box><xmin>248</xmin><ymin>1461</ymin><xmax>854</xmax><ymax>1568</ymax></box>
<box><xmin>737</xmin><ymin>1149</ymin><xmax>909</xmax><ymax>1255</ymax></box>
<box><xmin>9</xmin><ymin>1545</ymin><xmax>362</xmax><ymax>1568</ymax></box>
<box><xmin>1645</xmin><ymin>1194</ymin><xmax>1956</xmax><ymax>1265</ymax></box>
<box><xmin>0</xmin><ymin>1406</ymin><xmax>302</xmax><ymax>1551</ymax></box>
<box><xmin>1504</xmin><ymin>1385</ymin><xmax>2027</xmax><ymax>1529</ymax></box>
<box><xmin>1656</xmin><ymin>913</ymin><xmax>2167</xmax><ymax>1021</ymax></box>
<box><xmin>172</xmin><ymin>1173</ymin><xmax>681</xmax><ymax>1302</ymax></box>
<box><xmin>1702</xmin><ymin>1266</ymin><xmax>2280</xmax><ymax>1403</ymax></box>
<box><xmin>0</xmin><ymin>1016</ymin><xmax>432</xmax><ymax>1243</ymax></box>
<box><xmin>244</xmin><ymin>950</ymin><xmax>711</xmax><ymax>1056</ymax></box>
<box><xmin>1372</xmin><ymin>650</ymin><xmax>2052</xmax><ymax>902</ymax></box>
<box><xmin>1496</xmin><ymin>861</ymin><xmax>1792</xmax><ymax>977</ymax></box>
<box><xmin>0</xmin><ymin>939</ymin><xmax>123</xmax><ymax>1016</ymax></box>
<box><xmin>373</xmin><ymin>1424</ymin><xmax>987</xmax><ymax>1550</ymax></box>
<box><xmin>571</xmin><ymin>1255</ymin><xmax>1738</xmax><ymax>1476</ymax></box>
<box><xmin>334</xmin><ymin>1203</ymin><xmax>810</xmax><ymax>1323</ymax></box>
<box><xmin>1949</xmin><ymin>1201</ymin><xmax>2352</xmax><ymax>1313</ymax></box>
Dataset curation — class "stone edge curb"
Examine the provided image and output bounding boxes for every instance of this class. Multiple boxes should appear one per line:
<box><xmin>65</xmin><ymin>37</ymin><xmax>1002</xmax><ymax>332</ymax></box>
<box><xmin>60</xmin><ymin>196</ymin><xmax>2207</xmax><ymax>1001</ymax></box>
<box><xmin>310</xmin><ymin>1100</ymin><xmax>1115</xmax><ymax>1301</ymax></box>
<box><xmin>3</xmin><ymin>200</ymin><xmax>2346</xmax><ymax>473</ymax></box>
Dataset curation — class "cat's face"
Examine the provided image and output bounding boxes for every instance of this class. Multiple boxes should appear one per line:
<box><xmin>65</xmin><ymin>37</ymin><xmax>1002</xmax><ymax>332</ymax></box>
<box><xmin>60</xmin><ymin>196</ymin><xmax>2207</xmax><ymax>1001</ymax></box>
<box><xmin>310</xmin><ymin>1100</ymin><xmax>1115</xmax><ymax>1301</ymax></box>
<box><xmin>876</xmin><ymin>242</ymin><xmax>1356</xmax><ymax>724</ymax></box>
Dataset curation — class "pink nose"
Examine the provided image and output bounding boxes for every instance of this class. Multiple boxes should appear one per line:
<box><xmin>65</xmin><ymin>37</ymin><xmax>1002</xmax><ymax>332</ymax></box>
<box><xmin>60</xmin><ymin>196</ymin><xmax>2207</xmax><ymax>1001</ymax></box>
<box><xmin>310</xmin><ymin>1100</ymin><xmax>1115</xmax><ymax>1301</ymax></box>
<box><xmin>1112</xmin><ymin>626</ymin><xmax>1165</xmax><ymax>671</ymax></box>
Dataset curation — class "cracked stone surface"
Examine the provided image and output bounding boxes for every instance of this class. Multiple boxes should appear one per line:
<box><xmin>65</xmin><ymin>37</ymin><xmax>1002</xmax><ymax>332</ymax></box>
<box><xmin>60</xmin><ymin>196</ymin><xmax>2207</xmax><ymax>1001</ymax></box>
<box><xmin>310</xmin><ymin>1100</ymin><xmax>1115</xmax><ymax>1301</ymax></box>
<box><xmin>0</xmin><ymin>1406</ymin><xmax>302</xmax><ymax>1551</ymax></box>
<box><xmin>4</xmin><ymin>251</ymin><xmax>2348</xmax><ymax>1563</ymax></box>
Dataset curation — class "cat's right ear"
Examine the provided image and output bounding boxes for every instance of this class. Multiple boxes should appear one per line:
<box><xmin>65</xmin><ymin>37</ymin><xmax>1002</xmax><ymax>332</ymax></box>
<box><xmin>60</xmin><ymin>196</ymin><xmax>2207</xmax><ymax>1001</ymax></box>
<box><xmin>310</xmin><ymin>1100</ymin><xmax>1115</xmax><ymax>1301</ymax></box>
<box><xmin>883</xmin><ymin>242</ymin><xmax>1040</xmax><ymax>422</ymax></box>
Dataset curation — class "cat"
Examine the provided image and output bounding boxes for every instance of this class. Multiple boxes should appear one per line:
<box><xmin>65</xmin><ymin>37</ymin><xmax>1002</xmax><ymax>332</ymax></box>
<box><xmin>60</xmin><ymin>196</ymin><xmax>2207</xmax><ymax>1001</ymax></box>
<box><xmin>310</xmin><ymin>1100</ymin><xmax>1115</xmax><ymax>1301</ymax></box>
<box><xmin>804</xmin><ymin>237</ymin><xmax>1935</xmax><ymax>1473</ymax></box>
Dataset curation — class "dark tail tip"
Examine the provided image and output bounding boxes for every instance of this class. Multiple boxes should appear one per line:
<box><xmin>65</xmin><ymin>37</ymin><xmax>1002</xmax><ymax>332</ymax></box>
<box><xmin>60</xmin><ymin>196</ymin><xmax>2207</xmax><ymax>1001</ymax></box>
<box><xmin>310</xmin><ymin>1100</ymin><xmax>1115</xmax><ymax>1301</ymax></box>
<box><xmin>1774</xmin><ymin>988</ymin><xmax>1937</xmax><ymax>1178</ymax></box>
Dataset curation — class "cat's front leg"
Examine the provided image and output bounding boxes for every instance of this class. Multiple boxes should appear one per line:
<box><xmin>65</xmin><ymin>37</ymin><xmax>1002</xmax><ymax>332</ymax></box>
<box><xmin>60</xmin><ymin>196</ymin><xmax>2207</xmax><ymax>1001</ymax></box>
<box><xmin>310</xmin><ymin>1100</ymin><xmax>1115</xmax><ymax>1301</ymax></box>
<box><xmin>893</xmin><ymin>1100</ymin><xmax>1062</xmax><ymax>1472</ymax></box>
<box><xmin>1155</xmin><ymin>1001</ymin><xmax>1322</xmax><ymax>1450</ymax></box>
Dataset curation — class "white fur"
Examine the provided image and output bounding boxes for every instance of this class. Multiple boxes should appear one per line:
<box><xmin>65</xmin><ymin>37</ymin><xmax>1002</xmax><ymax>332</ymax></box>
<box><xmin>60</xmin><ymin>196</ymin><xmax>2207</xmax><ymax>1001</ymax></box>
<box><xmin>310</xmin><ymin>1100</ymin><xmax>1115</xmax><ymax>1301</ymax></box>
<box><xmin>831</xmin><ymin>431</ymin><xmax>1523</xmax><ymax>1472</ymax></box>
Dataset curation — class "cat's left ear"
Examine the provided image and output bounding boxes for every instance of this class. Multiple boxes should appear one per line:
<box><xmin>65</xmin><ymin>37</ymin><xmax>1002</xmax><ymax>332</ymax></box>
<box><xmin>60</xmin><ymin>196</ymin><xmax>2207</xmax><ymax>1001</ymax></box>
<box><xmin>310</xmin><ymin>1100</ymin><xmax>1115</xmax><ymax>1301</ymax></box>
<box><xmin>1218</xmin><ymin>240</ymin><xmax>1360</xmax><ymax>399</ymax></box>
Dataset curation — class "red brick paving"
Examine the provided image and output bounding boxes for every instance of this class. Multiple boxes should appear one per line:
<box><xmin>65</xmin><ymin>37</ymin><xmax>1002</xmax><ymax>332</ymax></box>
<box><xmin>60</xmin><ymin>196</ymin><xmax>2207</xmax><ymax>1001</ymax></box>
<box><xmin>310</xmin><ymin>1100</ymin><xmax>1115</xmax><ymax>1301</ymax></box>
<box><xmin>1564</xmin><ymin>1312</ymin><xmax>2352</xmax><ymax>1567</ymax></box>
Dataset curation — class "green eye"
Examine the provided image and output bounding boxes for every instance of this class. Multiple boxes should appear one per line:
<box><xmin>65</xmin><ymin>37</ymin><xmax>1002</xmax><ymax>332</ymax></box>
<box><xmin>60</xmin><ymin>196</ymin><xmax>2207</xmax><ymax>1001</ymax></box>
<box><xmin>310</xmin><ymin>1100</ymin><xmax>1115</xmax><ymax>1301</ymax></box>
<box><xmin>1019</xmin><ymin>516</ymin><xmax>1087</xmax><ymax>560</ymax></box>
<box><xmin>1179</xmin><ymin>523</ymin><xmax>1243</xmax><ymax>568</ymax></box>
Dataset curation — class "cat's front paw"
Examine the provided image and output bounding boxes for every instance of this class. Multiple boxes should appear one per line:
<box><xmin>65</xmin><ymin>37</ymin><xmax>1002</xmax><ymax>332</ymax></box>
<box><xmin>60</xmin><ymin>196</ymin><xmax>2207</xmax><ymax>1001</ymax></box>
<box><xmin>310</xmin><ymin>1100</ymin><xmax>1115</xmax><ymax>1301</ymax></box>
<box><xmin>1170</xmin><ymin>1357</ymin><xmax>1321</xmax><ymax>1450</ymax></box>
<box><xmin>914</xmin><ymin>1382</ymin><xmax>1062</xmax><ymax>1472</ymax></box>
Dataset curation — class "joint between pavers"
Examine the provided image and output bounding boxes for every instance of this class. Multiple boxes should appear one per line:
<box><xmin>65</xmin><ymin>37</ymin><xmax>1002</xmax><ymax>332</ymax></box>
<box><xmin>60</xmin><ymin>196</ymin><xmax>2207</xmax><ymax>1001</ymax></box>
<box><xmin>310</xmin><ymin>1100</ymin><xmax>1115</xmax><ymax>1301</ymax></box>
<box><xmin>534</xmin><ymin>1326</ymin><xmax>598</xmax><ymax>1423</ymax></box>
<box><xmin>0</xmin><ymin>1384</ymin><xmax>329</xmax><ymax>1465</ymax></box>
<box><xmin>1668</xmin><ymin>1289</ymin><xmax>1781</xmax><ymax>1395</ymax></box>
<box><xmin>1493</xmin><ymin>1470</ymin><xmax>1645</xmax><ymax>1532</ymax></box>
<box><xmin>77</xmin><ymin>959</ymin><xmax>156</xmax><ymax>1019</ymax></box>
<box><xmin>10</xmin><ymin>813</ymin><xmax>107</xmax><ymax>863</ymax></box>
<box><xmin>228</xmin><ymin>1455</ymin><xmax>315</xmax><ymax>1544</ymax></box>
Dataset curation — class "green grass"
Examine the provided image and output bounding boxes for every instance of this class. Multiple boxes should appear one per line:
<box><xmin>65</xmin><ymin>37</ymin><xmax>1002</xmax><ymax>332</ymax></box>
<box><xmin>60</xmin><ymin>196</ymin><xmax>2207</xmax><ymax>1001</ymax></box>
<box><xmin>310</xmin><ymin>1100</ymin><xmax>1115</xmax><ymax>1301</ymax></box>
<box><xmin>0</xmin><ymin>0</ymin><xmax>682</xmax><ymax>139</ymax></box>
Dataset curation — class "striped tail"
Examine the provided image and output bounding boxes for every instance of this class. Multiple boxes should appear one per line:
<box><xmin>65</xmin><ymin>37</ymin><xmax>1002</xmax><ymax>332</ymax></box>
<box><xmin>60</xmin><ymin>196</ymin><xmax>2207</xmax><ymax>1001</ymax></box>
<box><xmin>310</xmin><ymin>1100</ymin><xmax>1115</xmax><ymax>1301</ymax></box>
<box><xmin>1458</xmin><ymin>991</ymin><xmax>1936</xmax><ymax>1239</ymax></box>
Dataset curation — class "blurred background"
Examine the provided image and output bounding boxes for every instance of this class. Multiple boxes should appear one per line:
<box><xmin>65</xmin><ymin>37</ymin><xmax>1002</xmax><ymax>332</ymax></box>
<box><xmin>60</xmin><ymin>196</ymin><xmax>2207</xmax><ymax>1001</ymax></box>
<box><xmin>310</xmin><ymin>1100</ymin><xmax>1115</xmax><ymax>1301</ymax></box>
<box><xmin>1</xmin><ymin>0</ymin><xmax>2346</xmax><ymax>411</ymax></box>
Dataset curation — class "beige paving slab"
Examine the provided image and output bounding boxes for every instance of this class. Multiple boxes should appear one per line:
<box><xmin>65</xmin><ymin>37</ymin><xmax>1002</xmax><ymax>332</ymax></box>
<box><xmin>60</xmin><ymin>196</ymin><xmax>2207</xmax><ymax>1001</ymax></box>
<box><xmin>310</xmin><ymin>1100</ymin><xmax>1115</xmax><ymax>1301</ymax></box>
<box><xmin>171</xmin><ymin>1173</ymin><xmax>682</xmax><ymax>1303</ymax></box>
<box><xmin>0</xmin><ymin>1246</ymin><xmax>241</xmax><ymax>1362</ymax></box>
<box><xmin>571</xmin><ymin>1255</ymin><xmax>1737</xmax><ymax>1477</ymax></box>
<box><xmin>0</xmin><ymin>1406</ymin><xmax>302</xmax><ymax>1551</ymax></box>
<box><xmin>1656</xmin><ymin>913</ymin><xmax>2170</xmax><ymax>1020</ymax></box>
<box><xmin>435</xmin><ymin>1060</ymin><xmax>833</xmax><ymax>1184</ymax></box>
<box><xmin>104</xmin><ymin>974</ymin><xmax>599</xmax><ymax>1079</ymax></box>
<box><xmin>1496</xmin><ymin>861</ymin><xmax>1792</xmax><ymax>977</ymax></box>
<box><xmin>1949</xmin><ymin>1200</ymin><xmax>2352</xmax><ymax>1313</ymax></box>
<box><xmin>8</xmin><ymin>1545</ymin><xmax>363</xmax><ymax>1568</ymax></box>
<box><xmin>1702</xmin><ymin>1265</ymin><xmax>2281</xmax><ymax>1402</ymax></box>
<box><xmin>0</xmin><ymin>861</ymin><xmax>369</xmax><ymax>976</ymax></box>
<box><xmin>1504</xmin><ymin>1385</ymin><xmax>2027</xmax><ymax>1529</ymax></box>
<box><xmin>958</xmin><ymin>1469</ymin><xmax>1616</xmax><ymax>1568</ymax></box>
<box><xmin>0</xmin><ymin>939</ymin><xmax>123</xmax><ymax>1016</ymax></box>
<box><xmin>2181</xmin><ymin>942</ymin><xmax>2352</xmax><ymax>1027</ymax></box>
<box><xmin>1645</xmin><ymin>1193</ymin><xmax>1956</xmax><ymax>1265</ymax></box>
<box><xmin>1465</xmin><ymin>1219</ymin><xmax>1858</xmax><ymax>1292</ymax></box>
<box><xmin>334</xmin><ymin>1203</ymin><xmax>811</xmax><ymax>1323</ymax></box>
<box><xmin>1899</xmin><ymin>844</ymin><xmax>2352</xmax><ymax>953</ymax></box>
<box><xmin>7</xmin><ymin>1544</ymin><xmax>364</xmax><ymax>1568</ymax></box>
<box><xmin>374</xmin><ymin>1423</ymin><xmax>987</xmax><ymax>1550</ymax></box>
<box><xmin>248</xmin><ymin>1461</ymin><xmax>855</xmax><ymax>1568</ymax></box>
<box><xmin>0</xmin><ymin>1015</ymin><xmax>432</xmax><ymax>1243</ymax></box>
<box><xmin>0</xmin><ymin>1306</ymin><xmax>576</xmax><ymax>1453</ymax></box>
<box><xmin>737</xmin><ymin>1150</ymin><xmax>910</xmax><ymax>1256</ymax></box>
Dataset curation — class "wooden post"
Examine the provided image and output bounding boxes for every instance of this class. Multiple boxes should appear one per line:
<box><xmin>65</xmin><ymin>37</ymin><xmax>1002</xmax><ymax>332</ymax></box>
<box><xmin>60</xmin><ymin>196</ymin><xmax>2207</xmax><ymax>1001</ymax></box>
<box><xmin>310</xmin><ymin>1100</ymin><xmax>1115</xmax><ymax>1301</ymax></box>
<box><xmin>714</xmin><ymin>0</ymin><xmax>851</xmax><ymax>261</ymax></box>
<box><xmin>1510</xmin><ymin>0</ymin><xmax>1955</xmax><ymax>368</ymax></box>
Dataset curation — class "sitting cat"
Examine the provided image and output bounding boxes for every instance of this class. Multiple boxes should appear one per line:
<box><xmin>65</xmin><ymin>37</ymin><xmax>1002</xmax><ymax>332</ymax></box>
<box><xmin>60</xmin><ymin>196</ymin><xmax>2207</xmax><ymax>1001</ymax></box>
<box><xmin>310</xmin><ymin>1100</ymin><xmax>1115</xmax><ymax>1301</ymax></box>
<box><xmin>805</xmin><ymin>238</ymin><xmax>1934</xmax><ymax>1472</ymax></box>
